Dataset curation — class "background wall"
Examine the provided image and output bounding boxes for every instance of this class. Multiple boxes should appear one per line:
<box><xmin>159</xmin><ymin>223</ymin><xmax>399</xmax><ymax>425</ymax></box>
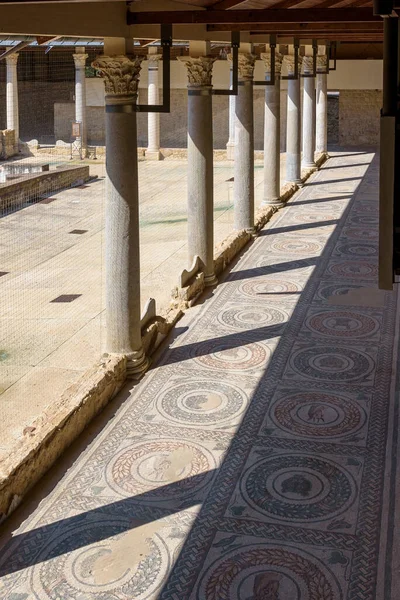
<box><xmin>0</xmin><ymin>55</ymin><xmax>383</xmax><ymax>148</ymax></box>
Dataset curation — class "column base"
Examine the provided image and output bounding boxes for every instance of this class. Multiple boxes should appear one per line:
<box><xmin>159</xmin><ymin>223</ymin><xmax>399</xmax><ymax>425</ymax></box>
<box><xmin>204</xmin><ymin>273</ymin><xmax>218</xmax><ymax>287</ymax></box>
<box><xmin>261</xmin><ymin>198</ymin><xmax>285</xmax><ymax>208</ymax></box>
<box><xmin>145</xmin><ymin>149</ymin><xmax>162</xmax><ymax>161</ymax></box>
<box><xmin>126</xmin><ymin>347</ymin><xmax>150</xmax><ymax>380</ymax></box>
<box><xmin>302</xmin><ymin>161</ymin><xmax>317</xmax><ymax>171</ymax></box>
<box><xmin>226</xmin><ymin>142</ymin><xmax>235</xmax><ymax>161</ymax></box>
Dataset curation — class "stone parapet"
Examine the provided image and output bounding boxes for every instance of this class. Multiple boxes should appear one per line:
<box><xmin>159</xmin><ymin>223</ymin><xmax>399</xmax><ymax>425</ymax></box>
<box><xmin>0</xmin><ymin>165</ymin><xmax>91</xmax><ymax>213</ymax></box>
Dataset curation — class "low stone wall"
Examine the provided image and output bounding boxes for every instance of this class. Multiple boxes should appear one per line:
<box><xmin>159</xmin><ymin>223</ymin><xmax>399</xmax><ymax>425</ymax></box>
<box><xmin>0</xmin><ymin>129</ymin><xmax>18</xmax><ymax>159</ymax></box>
<box><xmin>0</xmin><ymin>355</ymin><xmax>126</xmax><ymax>522</ymax></box>
<box><xmin>0</xmin><ymin>165</ymin><xmax>91</xmax><ymax>213</ymax></box>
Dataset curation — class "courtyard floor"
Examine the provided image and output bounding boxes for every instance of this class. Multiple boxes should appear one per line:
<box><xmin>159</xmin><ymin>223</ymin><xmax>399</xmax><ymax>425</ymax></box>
<box><xmin>1</xmin><ymin>149</ymin><xmax>399</xmax><ymax>599</ymax></box>
<box><xmin>0</xmin><ymin>154</ymin><xmax>284</xmax><ymax>462</ymax></box>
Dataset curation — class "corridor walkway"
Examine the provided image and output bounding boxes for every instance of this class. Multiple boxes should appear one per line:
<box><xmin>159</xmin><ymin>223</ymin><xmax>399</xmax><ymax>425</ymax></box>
<box><xmin>0</xmin><ymin>150</ymin><xmax>398</xmax><ymax>600</ymax></box>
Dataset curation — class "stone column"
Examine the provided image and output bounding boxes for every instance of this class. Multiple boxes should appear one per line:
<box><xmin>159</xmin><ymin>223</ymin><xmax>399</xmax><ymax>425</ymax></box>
<box><xmin>92</xmin><ymin>54</ymin><xmax>148</xmax><ymax>378</ymax></box>
<box><xmin>72</xmin><ymin>50</ymin><xmax>88</xmax><ymax>156</ymax></box>
<box><xmin>178</xmin><ymin>54</ymin><xmax>217</xmax><ymax>286</ymax></box>
<box><xmin>232</xmin><ymin>51</ymin><xmax>256</xmax><ymax>232</ymax></box>
<box><xmin>226</xmin><ymin>66</ymin><xmax>236</xmax><ymax>160</ymax></box>
<box><xmin>5</xmin><ymin>52</ymin><xmax>19</xmax><ymax>152</ymax></box>
<box><xmin>261</xmin><ymin>50</ymin><xmax>284</xmax><ymax>206</ymax></box>
<box><xmin>146</xmin><ymin>51</ymin><xmax>162</xmax><ymax>160</ymax></box>
<box><xmin>284</xmin><ymin>54</ymin><xmax>303</xmax><ymax>184</ymax></box>
<box><xmin>316</xmin><ymin>54</ymin><xmax>328</xmax><ymax>154</ymax></box>
<box><xmin>302</xmin><ymin>55</ymin><xmax>317</xmax><ymax>170</ymax></box>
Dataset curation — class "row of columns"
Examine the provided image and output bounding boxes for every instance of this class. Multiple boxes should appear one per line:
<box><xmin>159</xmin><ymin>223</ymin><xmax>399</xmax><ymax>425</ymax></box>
<box><xmin>92</xmin><ymin>44</ymin><xmax>328</xmax><ymax>376</ymax></box>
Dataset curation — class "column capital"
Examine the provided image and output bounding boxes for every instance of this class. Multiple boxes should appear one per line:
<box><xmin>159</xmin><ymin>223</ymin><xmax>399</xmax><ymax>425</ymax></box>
<box><xmin>228</xmin><ymin>52</ymin><xmax>256</xmax><ymax>81</ymax></box>
<box><xmin>260</xmin><ymin>51</ymin><xmax>284</xmax><ymax>76</ymax></box>
<box><xmin>316</xmin><ymin>55</ymin><xmax>328</xmax><ymax>73</ymax></box>
<box><xmin>302</xmin><ymin>56</ymin><xmax>314</xmax><ymax>75</ymax></box>
<box><xmin>283</xmin><ymin>54</ymin><xmax>303</xmax><ymax>76</ymax></box>
<box><xmin>73</xmin><ymin>53</ymin><xmax>88</xmax><ymax>69</ymax></box>
<box><xmin>178</xmin><ymin>56</ymin><xmax>216</xmax><ymax>88</ymax></box>
<box><xmin>5</xmin><ymin>53</ymin><xmax>18</xmax><ymax>66</ymax></box>
<box><xmin>92</xmin><ymin>55</ymin><xmax>143</xmax><ymax>101</ymax></box>
<box><xmin>148</xmin><ymin>53</ymin><xmax>162</xmax><ymax>65</ymax></box>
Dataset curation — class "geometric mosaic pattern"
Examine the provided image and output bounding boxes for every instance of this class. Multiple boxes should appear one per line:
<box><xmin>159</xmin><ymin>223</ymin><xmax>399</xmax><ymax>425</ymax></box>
<box><xmin>0</xmin><ymin>150</ymin><xmax>398</xmax><ymax>600</ymax></box>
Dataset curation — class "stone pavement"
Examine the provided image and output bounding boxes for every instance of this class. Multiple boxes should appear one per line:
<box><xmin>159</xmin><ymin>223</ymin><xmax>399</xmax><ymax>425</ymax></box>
<box><xmin>1</xmin><ymin>149</ymin><xmax>399</xmax><ymax>600</ymax></box>
<box><xmin>0</xmin><ymin>155</ymin><xmax>278</xmax><ymax>461</ymax></box>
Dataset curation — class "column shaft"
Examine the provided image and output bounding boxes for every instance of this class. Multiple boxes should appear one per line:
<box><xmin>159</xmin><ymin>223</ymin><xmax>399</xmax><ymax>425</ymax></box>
<box><xmin>226</xmin><ymin>67</ymin><xmax>236</xmax><ymax>160</ymax></box>
<box><xmin>73</xmin><ymin>52</ymin><xmax>88</xmax><ymax>155</ymax></box>
<box><xmin>147</xmin><ymin>54</ymin><xmax>162</xmax><ymax>160</ymax></box>
<box><xmin>285</xmin><ymin>55</ymin><xmax>302</xmax><ymax>184</ymax></box>
<box><xmin>92</xmin><ymin>54</ymin><xmax>148</xmax><ymax>378</ymax></box>
<box><xmin>316</xmin><ymin>72</ymin><xmax>328</xmax><ymax>154</ymax></box>
<box><xmin>179</xmin><ymin>55</ymin><xmax>217</xmax><ymax>286</ymax></box>
<box><xmin>234</xmin><ymin>53</ymin><xmax>256</xmax><ymax>231</ymax></box>
<box><xmin>6</xmin><ymin>53</ymin><xmax>19</xmax><ymax>151</ymax></box>
<box><xmin>261</xmin><ymin>51</ymin><xmax>283</xmax><ymax>206</ymax></box>
<box><xmin>302</xmin><ymin>58</ymin><xmax>316</xmax><ymax>169</ymax></box>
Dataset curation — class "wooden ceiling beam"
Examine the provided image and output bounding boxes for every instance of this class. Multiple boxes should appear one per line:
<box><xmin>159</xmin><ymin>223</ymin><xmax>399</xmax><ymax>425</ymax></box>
<box><xmin>207</xmin><ymin>21</ymin><xmax>383</xmax><ymax>30</ymax></box>
<box><xmin>129</xmin><ymin>8</ymin><xmax>382</xmax><ymax>25</ymax></box>
<box><xmin>208</xmin><ymin>0</ymin><xmax>247</xmax><ymax>9</ymax></box>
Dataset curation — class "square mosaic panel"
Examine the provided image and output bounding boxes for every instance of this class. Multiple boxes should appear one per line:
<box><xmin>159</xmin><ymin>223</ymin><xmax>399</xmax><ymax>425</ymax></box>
<box><xmin>297</xmin><ymin>305</ymin><xmax>383</xmax><ymax>344</ymax></box>
<box><xmin>282</xmin><ymin>341</ymin><xmax>378</xmax><ymax>387</ymax></box>
<box><xmin>188</xmin><ymin>532</ymin><xmax>351</xmax><ymax>600</ymax></box>
<box><xmin>258</xmin><ymin>385</ymin><xmax>371</xmax><ymax>447</ymax></box>
<box><xmin>223</xmin><ymin>448</ymin><xmax>363</xmax><ymax>533</ymax></box>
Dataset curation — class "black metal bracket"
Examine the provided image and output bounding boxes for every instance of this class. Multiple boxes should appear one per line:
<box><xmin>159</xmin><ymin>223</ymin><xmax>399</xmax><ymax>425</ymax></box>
<box><xmin>136</xmin><ymin>24</ymin><xmax>172</xmax><ymax>113</ymax></box>
<box><xmin>301</xmin><ymin>39</ymin><xmax>318</xmax><ymax>78</ymax></box>
<box><xmin>281</xmin><ymin>38</ymin><xmax>300</xmax><ymax>80</ymax></box>
<box><xmin>253</xmin><ymin>35</ymin><xmax>277</xmax><ymax>87</ymax></box>
<box><xmin>212</xmin><ymin>31</ymin><xmax>240</xmax><ymax>96</ymax></box>
<box><xmin>329</xmin><ymin>42</ymin><xmax>337</xmax><ymax>72</ymax></box>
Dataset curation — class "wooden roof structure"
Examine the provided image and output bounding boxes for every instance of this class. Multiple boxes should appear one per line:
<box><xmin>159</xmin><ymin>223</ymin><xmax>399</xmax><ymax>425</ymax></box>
<box><xmin>0</xmin><ymin>0</ymin><xmax>393</xmax><ymax>45</ymax></box>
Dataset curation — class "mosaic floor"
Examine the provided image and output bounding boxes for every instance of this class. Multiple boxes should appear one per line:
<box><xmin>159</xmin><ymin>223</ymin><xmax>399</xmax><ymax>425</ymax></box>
<box><xmin>1</xmin><ymin>149</ymin><xmax>399</xmax><ymax>600</ymax></box>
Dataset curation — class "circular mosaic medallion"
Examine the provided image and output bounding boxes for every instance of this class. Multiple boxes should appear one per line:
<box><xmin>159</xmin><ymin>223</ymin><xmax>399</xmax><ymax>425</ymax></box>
<box><xmin>327</xmin><ymin>261</ymin><xmax>378</xmax><ymax>280</ymax></box>
<box><xmin>334</xmin><ymin>242</ymin><xmax>377</xmax><ymax>258</ymax></box>
<box><xmin>271</xmin><ymin>391</ymin><xmax>366</xmax><ymax>439</ymax></box>
<box><xmin>349</xmin><ymin>215</ymin><xmax>378</xmax><ymax>226</ymax></box>
<box><xmin>239</xmin><ymin>279</ymin><xmax>301</xmax><ymax>298</ymax></box>
<box><xmin>290</xmin><ymin>346</ymin><xmax>374</xmax><ymax>382</ymax></box>
<box><xmin>197</xmin><ymin>544</ymin><xmax>341</xmax><ymax>600</ymax></box>
<box><xmin>243</xmin><ymin>454</ymin><xmax>356</xmax><ymax>523</ymax></box>
<box><xmin>106</xmin><ymin>439</ymin><xmax>215</xmax><ymax>499</ymax></box>
<box><xmin>343</xmin><ymin>228</ymin><xmax>378</xmax><ymax>241</ymax></box>
<box><xmin>305</xmin><ymin>310</ymin><xmax>379</xmax><ymax>339</ymax></box>
<box><xmin>269</xmin><ymin>239</ymin><xmax>322</xmax><ymax>255</ymax></box>
<box><xmin>31</xmin><ymin>518</ymin><xmax>169</xmax><ymax>600</ymax></box>
<box><xmin>158</xmin><ymin>380</ymin><xmax>247</xmax><ymax>426</ymax></box>
<box><xmin>192</xmin><ymin>341</ymin><xmax>270</xmax><ymax>372</ymax></box>
<box><xmin>217</xmin><ymin>306</ymin><xmax>287</xmax><ymax>330</ymax></box>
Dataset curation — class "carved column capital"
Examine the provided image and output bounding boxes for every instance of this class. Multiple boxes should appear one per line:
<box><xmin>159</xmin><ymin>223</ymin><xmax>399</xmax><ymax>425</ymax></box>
<box><xmin>178</xmin><ymin>56</ymin><xmax>216</xmax><ymax>88</ymax></box>
<box><xmin>260</xmin><ymin>51</ymin><xmax>284</xmax><ymax>76</ymax></box>
<box><xmin>73</xmin><ymin>53</ymin><xmax>88</xmax><ymax>69</ymax></box>
<box><xmin>228</xmin><ymin>52</ymin><xmax>256</xmax><ymax>81</ymax></box>
<box><xmin>316</xmin><ymin>55</ymin><xmax>328</xmax><ymax>73</ymax></box>
<box><xmin>92</xmin><ymin>55</ymin><xmax>143</xmax><ymax>102</ymax></box>
<box><xmin>283</xmin><ymin>54</ymin><xmax>303</xmax><ymax>76</ymax></box>
<box><xmin>5</xmin><ymin>53</ymin><xmax>18</xmax><ymax>66</ymax></box>
<box><xmin>302</xmin><ymin>56</ymin><xmax>314</xmax><ymax>75</ymax></box>
<box><xmin>148</xmin><ymin>54</ymin><xmax>162</xmax><ymax>65</ymax></box>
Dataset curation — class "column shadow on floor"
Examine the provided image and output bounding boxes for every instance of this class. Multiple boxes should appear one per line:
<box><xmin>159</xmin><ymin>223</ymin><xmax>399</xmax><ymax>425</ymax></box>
<box><xmin>0</xmin><ymin>156</ymin><xmax>390</xmax><ymax>600</ymax></box>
